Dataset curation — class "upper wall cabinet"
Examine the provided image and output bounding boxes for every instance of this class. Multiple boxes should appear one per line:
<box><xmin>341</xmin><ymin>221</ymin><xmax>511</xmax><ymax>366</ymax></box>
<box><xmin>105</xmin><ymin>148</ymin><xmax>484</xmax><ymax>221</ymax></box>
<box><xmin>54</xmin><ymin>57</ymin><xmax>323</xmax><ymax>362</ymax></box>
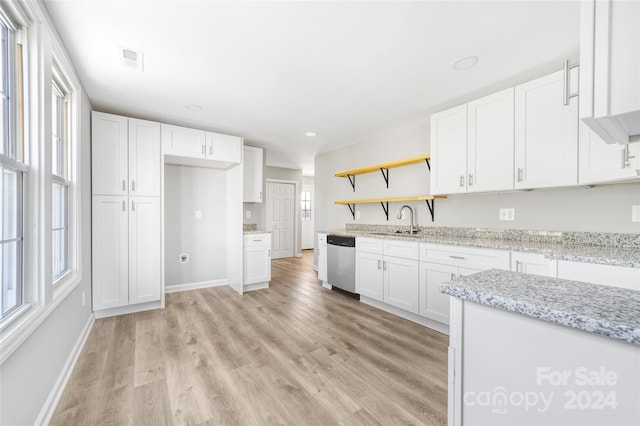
<box><xmin>162</xmin><ymin>123</ymin><xmax>242</xmax><ymax>169</ymax></box>
<box><xmin>579</xmin><ymin>121</ymin><xmax>640</xmax><ymax>185</ymax></box>
<box><xmin>243</xmin><ymin>146</ymin><xmax>264</xmax><ymax>203</ymax></box>
<box><xmin>92</xmin><ymin>112</ymin><xmax>161</xmax><ymax>197</ymax></box>
<box><xmin>514</xmin><ymin>69</ymin><xmax>578</xmax><ymax>189</ymax></box>
<box><xmin>580</xmin><ymin>0</ymin><xmax>640</xmax><ymax>145</ymax></box>
<box><xmin>431</xmin><ymin>88</ymin><xmax>514</xmax><ymax>195</ymax></box>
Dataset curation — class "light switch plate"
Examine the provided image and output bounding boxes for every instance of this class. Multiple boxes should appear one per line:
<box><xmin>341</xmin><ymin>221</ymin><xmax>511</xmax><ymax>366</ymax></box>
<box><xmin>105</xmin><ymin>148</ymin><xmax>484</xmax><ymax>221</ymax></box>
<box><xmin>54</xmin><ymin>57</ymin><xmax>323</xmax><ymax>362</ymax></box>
<box><xmin>246</xmin><ymin>210</ymin><xmax>252</xmax><ymax>219</ymax></box>
<box><xmin>499</xmin><ymin>208</ymin><xmax>515</xmax><ymax>221</ymax></box>
<box><xmin>195</xmin><ymin>209</ymin><xmax>202</xmax><ymax>219</ymax></box>
<box><xmin>632</xmin><ymin>205</ymin><xmax>640</xmax><ymax>222</ymax></box>
<box><xmin>356</xmin><ymin>210</ymin><xmax>361</xmax><ymax>219</ymax></box>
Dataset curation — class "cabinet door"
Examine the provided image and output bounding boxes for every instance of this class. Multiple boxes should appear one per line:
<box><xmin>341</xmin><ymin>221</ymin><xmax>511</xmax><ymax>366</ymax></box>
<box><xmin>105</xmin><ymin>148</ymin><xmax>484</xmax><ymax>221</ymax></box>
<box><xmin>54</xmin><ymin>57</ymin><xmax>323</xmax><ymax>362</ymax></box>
<box><xmin>92</xmin><ymin>112</ymin><xmax>128</xmax><ymax>196</ymax></box>
<box><xmin>128</xmin><ymin>197</ymin><xmax>162</xmax><ymax>305</ymax></box>
<box><xmin>243</xmin><ymin>146</ymin><xmax>264</xmax><ymax>202</ymax></box>
<box><xmin>557</xmin><ymin>260</ymin><xmax>640</xmax><ymax>290</ymax></box>
<box><xmin>515</xmin><ymin>69</ymin><xmax>578</xmax><ymax>189</ymax></box>
<box><xmin>244</xmin><ymin>246</ymin><xmax>271</xmax><ymax>284</ymax></box>
<box><xmin>206</xmin><ymin>132</ymin><xmax>242</xmax><ymax>165</ymax></box>
<box><xmin>467</xmin><ymin>88</ymin><xmax>515</xmax><ymax>192</ymax></box>
<box><xmin>92</xmin><ymin>196</ymin><xmax>129</xmax><ymax>310</ymax></box>
<box><xmin>579</xmin><ymin>121</ymin><xmax>640</xmax><ymax>185</ymax></box>
<box><xmin>511</xmin><ymin>252</ymin><xmax>557</xmax><ymax>278</ymax></box>
<box><xmin>318</xmin><ymin>244</ymin><xmax>328</xmax><ymax>282</ymax></box>
<box><xmin>161</xmin><ymin>124</ymin><xmax>206</xmax><ymax>158</ymax></box>
<box><xmin>430</xmin><ymin>104</ymin><xmax>468</xmax><ymax>195</ymax></box>
<box><xmin>418</xmin><ymin>262</ymin><xmax>456</xmax><ymax>324</ymax></box>
<box><xmin>383</xmin><ymin>256</ymin><xmax>419</xmax><ymax>314</ymax></box>
<box><xmin>129</xmin><ymin>118</ymin><xmax>161</xmax><ymax>197</ymax></box>
<box><xmin>355</xmin><ymin>251</ymin><xmax>384</xmax><ymax>301</ymax></box>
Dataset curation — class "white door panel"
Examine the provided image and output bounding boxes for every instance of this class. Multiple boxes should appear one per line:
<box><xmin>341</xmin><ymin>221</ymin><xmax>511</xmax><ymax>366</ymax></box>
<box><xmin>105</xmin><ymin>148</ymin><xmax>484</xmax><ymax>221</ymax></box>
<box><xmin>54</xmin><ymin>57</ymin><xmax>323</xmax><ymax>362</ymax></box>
<box><xmin>92</xmin><ymin>112</ymin><xmax>128</xmax><ymax>196</ymax></box>
<box><xmin>267</xmin><ymin>182</ymin><xmax>295</xmax><ymax>259</ymax></box>
<box><xmin>128</xmin><ymin>197</ymin><xmax>161</xmax><ymax>305</ymax></box>
<box><xmin>129</xmin><ymin>118</ymin><xmax>161</xmax><ymax>197</ymax></box>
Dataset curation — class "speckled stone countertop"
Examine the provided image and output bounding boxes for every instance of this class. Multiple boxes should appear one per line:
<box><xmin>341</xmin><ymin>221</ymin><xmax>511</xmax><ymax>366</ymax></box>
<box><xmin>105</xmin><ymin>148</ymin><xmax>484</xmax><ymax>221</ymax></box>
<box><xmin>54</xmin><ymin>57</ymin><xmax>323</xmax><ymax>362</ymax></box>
<box><xmin>318</xmin><ymin>226</ymin><xmax>640</xmax><ymax>268</ymax></box>
<box><xmin>439</xmin><ymin>269</ymin><xmax>640</xmax><ymax>345</ymax></box>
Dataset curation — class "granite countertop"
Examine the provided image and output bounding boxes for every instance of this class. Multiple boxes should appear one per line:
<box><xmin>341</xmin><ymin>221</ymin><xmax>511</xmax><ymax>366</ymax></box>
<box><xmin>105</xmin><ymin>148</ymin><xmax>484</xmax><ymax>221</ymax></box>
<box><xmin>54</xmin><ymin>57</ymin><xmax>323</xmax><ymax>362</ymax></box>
<box><xmin>439</xmin><ymin>269</ymin><xmax>640</xmax><ymax>345</ymax></box>
<box><xmin>318</xmin><ymin>229</ymin><xmax>640</xmax><ymax>268</ymax></box>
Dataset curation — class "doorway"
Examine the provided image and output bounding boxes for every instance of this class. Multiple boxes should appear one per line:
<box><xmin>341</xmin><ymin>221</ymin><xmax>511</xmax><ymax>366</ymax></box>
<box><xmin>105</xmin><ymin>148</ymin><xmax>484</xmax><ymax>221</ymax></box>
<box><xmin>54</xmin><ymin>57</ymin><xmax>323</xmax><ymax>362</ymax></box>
<box><xmin>266</xmin><ymin>181</ymin><xmax>295</xmax><ymax>259</ymax></box>
<box><xmin>301</xmin><ymin>183</ymin><xmax>314</xmax><ymax>250</ymax></box>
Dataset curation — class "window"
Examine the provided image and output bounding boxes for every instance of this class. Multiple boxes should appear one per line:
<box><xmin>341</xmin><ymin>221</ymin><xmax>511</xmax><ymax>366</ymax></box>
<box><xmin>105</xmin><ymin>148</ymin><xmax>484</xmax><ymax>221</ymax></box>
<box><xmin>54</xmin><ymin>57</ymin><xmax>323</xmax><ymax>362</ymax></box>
<box><xmin>0</xmin><ymin>16</ymin><xmax>25</xmax><ymax>319</ymax></box>
<box><xmin>301</xmin><ymin>191</ymin><xmax>311</xmax><ymax>220</ymax></box>
<box><xmin>51</xmin><ymin>68</ymin><xmax>70</xmax><ymax>283</ymax></box>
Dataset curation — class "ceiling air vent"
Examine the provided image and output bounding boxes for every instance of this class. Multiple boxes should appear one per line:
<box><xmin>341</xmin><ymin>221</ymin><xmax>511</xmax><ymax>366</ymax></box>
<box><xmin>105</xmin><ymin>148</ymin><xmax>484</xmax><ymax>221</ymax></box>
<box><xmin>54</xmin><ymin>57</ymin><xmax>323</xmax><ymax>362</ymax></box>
<box><xmin>119</xmin><ymin>46</ymin><xmax>144</xmax><ymax>71</ymax></box>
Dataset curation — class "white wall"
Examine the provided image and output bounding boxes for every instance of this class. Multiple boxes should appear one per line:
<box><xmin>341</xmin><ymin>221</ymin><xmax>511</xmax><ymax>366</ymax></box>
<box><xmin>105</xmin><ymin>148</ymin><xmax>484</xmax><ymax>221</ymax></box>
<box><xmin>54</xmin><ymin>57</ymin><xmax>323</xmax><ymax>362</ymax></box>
<box><xmin>315</xmin><ymin>118</ymin><xmax>640</xmax><ymax>234</ymax></box>
<box><xmin>0</xmin><ymin>91</ymin><xmax>93</xmax><ymax>426</ymax></box>
<box><xmin>164</xmin><ymin>165</ymin><xmax>228</xmax><ymax>286</ymax></box>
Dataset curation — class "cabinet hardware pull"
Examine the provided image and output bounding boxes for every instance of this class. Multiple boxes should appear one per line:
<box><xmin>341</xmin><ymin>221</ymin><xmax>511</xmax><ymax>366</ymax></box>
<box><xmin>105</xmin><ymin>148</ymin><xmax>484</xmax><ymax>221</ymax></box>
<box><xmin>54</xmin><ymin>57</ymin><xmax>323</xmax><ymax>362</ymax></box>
<box><xmin>468</xmin><ymin>174</ymin><xmax>473</xmax><ymax>186</ymax></box>
<box><xmin>378</xmin><ymin>260</ymin><xmax>381</xmax><ymax>270</ymax></box>
<box><xmin>621</xmin><ymin>145</ymin><xmax>635</xmax><ymax>169</ymax></box>
<box><xmin>122</xmin><ymin>180</ymin><xmax>126</xmax><ymax>191</ymax></box>
<box><xmin>515</xmin><ymin>260</ymin><xmax>522</xmax><ymax>272</ymax></box>
<box><xmin>131</xmin><ymin>200</ymin><xmax>135</xmax><ymax>211</ymax></box>
<box><xmin>202</xmin><ymin>145</ymin><xmax>205</xmax><ymax>155</ymax></box>
<box><xmin>459</xmin><ymin>175</ymin><xmax>465</xmax><ymax>187</ymax></box>
<box><xmin>562</xmin><ymin>60</ymin><xmax>579</xmax><ymax>106</ymax></box>
<box><xmin>253</xmin><ymin>239</ymin><xmax>262</xmax><ymax>242</ymax></box>
<box><xmin>449</xmin><ymin>255</ymin><xmax>465</xmax><ymax>260</ymax></box>
<box><xmin>131</xmin><ymin>180</ymin><xmax>136</xmax><ymax>191</ymax></box>
<box><xmin>383</xmin><ymin>261</ymin><xmax>387</xmax><ymax>271</ymax></box>
<box><xmin>122</xmin><ymin>200</ymin><xmax>126</xmax><ymax>211</ymax></box>
<box><xmin>451</xmin><ymin>273</ymin><xmax>455</xmax><ymax>280</ymax></box>
<box><xmin>268</xmin><ymin>249</ymin><xmax>271</xmax><ymax>257</ymax></box>
<box><xmin>209</xmin><ymin>145</ymin><xmax>213</xmax><ymax>156</ymax></box>
<box><xmin>517</xmin><ymin>168</ymin><xmax>523</xmax><ymax>182</ymax></box>
<box><xmin>259</xmin><ymin>191</ymin><xmax>262</xmax><ymax>201</ymax></box>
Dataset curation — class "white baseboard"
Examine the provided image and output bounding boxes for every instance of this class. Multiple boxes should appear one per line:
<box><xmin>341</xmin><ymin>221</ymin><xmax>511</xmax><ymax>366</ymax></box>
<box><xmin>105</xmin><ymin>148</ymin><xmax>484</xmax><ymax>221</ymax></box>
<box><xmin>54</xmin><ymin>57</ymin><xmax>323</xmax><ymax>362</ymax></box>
<box><xmin>94</xmin><ymin>300</ymin><xmax>162</xmax><ymax>319</ymax></box>
<box><xmin>322</xmin><ymin>282</ymin><xmax>332</xmax><ymax>290</ymax></box>
<box><xmin>243</xmin><ymin>282</ymin><xmax>269</xmax><ymax>292</ymax></box>
<box><xmin>359</xmin><ymin>296</ymin><xmax>449</xmax><ymax>335</ymax></box>
<box><xmin>35</xmin><ymin>313</ymin><xmax>95</xmax><ymax>425</ymax></box>
<box><xmin>164</xmin><ymin>279</ymin><xmax>227</xmax><ymax>294</ymax></box>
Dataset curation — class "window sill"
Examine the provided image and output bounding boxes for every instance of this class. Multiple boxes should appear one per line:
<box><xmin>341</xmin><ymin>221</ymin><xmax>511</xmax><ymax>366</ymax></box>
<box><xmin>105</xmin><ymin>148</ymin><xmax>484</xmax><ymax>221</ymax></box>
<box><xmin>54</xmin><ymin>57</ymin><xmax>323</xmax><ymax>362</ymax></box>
<box><xmin>0</xmin><ymin>273</ymin><xmax>83</xmax><ymax>365</ymax></box>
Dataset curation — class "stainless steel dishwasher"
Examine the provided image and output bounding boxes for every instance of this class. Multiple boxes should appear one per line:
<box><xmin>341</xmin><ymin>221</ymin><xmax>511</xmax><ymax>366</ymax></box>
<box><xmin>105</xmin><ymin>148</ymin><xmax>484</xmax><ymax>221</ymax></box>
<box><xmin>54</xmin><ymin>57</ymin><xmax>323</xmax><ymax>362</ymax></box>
<box><xmin>327</xmin><ymin>235</ymin><xmax>356</xmax><ymax>294</ymax></box>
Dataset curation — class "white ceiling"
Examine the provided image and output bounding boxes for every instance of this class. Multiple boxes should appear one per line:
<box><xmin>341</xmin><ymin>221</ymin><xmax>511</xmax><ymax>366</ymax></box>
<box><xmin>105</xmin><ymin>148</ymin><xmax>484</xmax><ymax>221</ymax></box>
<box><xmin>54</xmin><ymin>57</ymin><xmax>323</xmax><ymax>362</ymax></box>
<box><xmin>44</xmin><ymin>0</ymin><xmax>580</xmax><ymax>175</ymax></box>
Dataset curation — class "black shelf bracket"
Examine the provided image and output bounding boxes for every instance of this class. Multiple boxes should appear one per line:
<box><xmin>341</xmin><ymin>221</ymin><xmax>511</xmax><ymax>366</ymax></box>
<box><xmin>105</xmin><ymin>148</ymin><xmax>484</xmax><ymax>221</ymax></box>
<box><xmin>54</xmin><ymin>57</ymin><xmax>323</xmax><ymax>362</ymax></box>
<box><xmin>347</xmin><ymin>174</ymin><xmax>356</xmax><ymax>191</ymax></box>
<box><xmin>425</xmin><ymin>199</ymin><xmax>435</xmax><ymax>222</ymax></box>
<box><xmin>380</xmin><ymin>201</ymin><xmax>389</xmax><ymax>221</ymax></box>
<box><xmin>346</xmin><ymin>203</ymin><xmax>356</xmax><ymax>220</ymax></box>
<box><xmin>379</xmin><ymin>168</ymin><xmax>390</xmax><ymax>188</ymax></box>
<box><xmin>425</xmin><ymin>158</ymin><xmax>431</xmax><ymax>171</ymax></box>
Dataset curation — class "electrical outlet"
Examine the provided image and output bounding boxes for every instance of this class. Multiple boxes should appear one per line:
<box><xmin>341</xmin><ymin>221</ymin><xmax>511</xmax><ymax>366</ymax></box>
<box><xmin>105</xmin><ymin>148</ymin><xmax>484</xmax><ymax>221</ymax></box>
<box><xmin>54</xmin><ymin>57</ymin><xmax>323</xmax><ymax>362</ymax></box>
<box><xmin>499</xmin><ymin>208</ymin><xmax>515</xmax><ymax>221</ymax></box>
<box><xmin>356</xmin><ymin>210</ymin><xmax>361</xmax><ymax>219</ymax></box>
<box><xmin>180</xmin><ymin>253</ymin><xmax>189</xmax><ymax>263</ymax></box>
<box><xmin>246</xmin><ymin>210</ymin><xmax>252</xmax><ymax>219</ymax></box>
<box><xmin>632</xmin><ymin>205</ymin><xmax>640</xmax><ymax>222</ymax></box>
<box><xmin>195</xmin><ymin>209</ymin><xmax>202</xmax><ymax>219</ymax></box>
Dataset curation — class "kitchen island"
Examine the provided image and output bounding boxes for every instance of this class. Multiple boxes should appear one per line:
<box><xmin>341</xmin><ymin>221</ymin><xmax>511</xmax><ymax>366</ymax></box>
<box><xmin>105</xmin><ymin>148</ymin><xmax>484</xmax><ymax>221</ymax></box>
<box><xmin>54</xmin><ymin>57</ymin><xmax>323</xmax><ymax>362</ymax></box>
<box><xmin>440</xmin><ymin>269</ymin><xmax>640</xmax><ymax>426</ymax></box>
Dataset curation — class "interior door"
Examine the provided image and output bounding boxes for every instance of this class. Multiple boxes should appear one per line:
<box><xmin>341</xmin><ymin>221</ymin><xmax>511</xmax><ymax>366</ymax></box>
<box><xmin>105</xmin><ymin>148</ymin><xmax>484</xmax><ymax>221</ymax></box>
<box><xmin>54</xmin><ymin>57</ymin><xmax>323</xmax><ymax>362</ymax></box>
<box><xmin>266</xmin><ymin>181</ymin><xmax>295</xmax><ymax>259</ymax></box>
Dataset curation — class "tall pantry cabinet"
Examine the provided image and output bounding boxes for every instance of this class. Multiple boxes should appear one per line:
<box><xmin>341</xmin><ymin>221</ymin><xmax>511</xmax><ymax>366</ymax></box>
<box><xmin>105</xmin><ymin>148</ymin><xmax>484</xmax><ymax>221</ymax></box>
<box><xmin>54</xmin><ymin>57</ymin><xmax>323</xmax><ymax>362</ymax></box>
<box><xmin>92</xmin><ymin>112</ymin><xmax>162</xmax><ymax>316</ymax></box>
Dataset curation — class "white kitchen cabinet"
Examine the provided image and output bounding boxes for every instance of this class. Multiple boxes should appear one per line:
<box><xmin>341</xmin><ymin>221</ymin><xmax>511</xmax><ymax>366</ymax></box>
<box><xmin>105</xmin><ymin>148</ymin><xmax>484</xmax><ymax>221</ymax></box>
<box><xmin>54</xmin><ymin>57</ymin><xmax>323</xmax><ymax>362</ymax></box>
<box><xmin>466</xmin><ymin>88</ymin><xmax>515</xmax><ymax>192</ymax></box>
<box><xmin>384</xmin><ymin>255</ymin><xmax>419</xmax><ymax>314</ymax></box>
<box><xmin>431</xmin><ymin>89</ymin><xmax>514</xmax><ymax>195</ymax></box>
<box><xmin>514</xmin><ymin>68</ymin><xmax>578</xmax><ymax>189</ymax></box>
<box><xmin>418</xmin><ymin>243</ymin><xmax>511</xmax><ymax>325</ymax></box>
<box><xmin>511</xmin><ymin>251</ymin><xmax>557</xmax><ymax>277</ymax></box>
<box><xmin>355</xmin><ymin>250</ymin><xmax>384</xmax><ymax>301</ymax></box>
<box><xmin>580</xmin><ymin>0</ymin><xmax>640</xmax><ymax>145</ymax></box>
<box><xmin>128</xmin><ymin>197</ymin><xmax>162</xmax><ymax>304</ymax></box>
<box><xmin>92</xmin><ymin>112</ymin><xmax>161</xmax><ymax>197</ymax></box>
<box><xmin>92</xmin><ymin>196</ymin><xmax>162</xmax><ymax>311</ymax></box>
<box><xmin>430</xmin><ymin>104</ymin><xmax>468</xmax><ymax>195</ymax></box>
<box><xmin>92</xmin><ymin>196</ymin><xmax>129</xmax><ymax>310</ymax></box>
<box><xmin>317</xmin><ymin>233</ymin><xmax>327</xmax><ymax>283</ymax></box>
<box><xmin>579</xmin><ymin>121</ymin><xmax>640</xmax><ymax>185</ymax></box>
<box><xmin>557</xmin><ymin>260</ymin><xmax>640</xmax><ymax>291</ymax></box>
<box><xmin>243</xmin><ymin>146</ymin><xmax>264</xmax><ymax>203</ymax></box>
<box><xmin>162</xmin><ymin>123</ymin><xmax>242</xmax><ymax>169</ymax></box>
<box><xmin>244</xmin><ymin>233</ymin><xmax>271</xmax><ymax>290</ymax></box>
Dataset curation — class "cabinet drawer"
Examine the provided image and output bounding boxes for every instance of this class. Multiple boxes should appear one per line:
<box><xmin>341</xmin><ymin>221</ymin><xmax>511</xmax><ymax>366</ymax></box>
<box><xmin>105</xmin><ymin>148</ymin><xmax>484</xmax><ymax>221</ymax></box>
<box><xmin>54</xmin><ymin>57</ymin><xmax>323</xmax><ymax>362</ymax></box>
<box><xmin>244</xmin><ymin>234</ymin><xmax>271</xmax><ymax>247</ymax></box>
<box><xmin>384</xmin><ymin>240</ymin><xmax>419</xmax><ymax>260</ymax></box>
<box><xmin>356</xmin><ymin>237</ymin><xmax>384</xmax><ymax>255</ymax></box>
<box><xmin>420</xmin><ymin>243</ymin><xmax>510</xmax><ymax>269</ymax></box>
<box><xmin>317</xmin><ymin>233</ymin><xmax>327</xmax><ymax>246</ymax></box>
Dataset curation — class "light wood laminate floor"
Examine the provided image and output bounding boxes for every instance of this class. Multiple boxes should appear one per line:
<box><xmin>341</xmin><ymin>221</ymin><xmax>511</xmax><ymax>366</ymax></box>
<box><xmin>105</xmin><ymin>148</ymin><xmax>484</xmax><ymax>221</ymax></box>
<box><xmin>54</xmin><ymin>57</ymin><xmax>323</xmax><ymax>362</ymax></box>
<box><xmin>51</xmin><ymin>251</ymin><xmax>448</xmax><ymax>425</ymax></box>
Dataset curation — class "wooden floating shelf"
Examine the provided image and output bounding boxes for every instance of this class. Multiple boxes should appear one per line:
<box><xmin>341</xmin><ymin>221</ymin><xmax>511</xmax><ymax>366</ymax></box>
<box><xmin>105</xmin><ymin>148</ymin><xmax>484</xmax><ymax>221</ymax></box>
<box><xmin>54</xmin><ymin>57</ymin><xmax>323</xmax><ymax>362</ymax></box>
<box><xmin>335</xmin><ymin>155</ymin><xmax>431</xmax><ymax>191</ymax></box>
<box><xmin>334</xmin><ymin>196</ymin><xmax>447</xmax><ymax>222</ymax></box>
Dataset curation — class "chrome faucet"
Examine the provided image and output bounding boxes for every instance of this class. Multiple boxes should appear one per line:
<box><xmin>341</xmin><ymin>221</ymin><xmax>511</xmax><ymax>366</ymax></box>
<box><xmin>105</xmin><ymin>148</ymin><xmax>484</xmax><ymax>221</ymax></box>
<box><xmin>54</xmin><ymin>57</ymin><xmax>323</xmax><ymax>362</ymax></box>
<box><xmin>397</xmin><ymin>205</ymin><xmax>417</xmax><ymax>234</ymax></box>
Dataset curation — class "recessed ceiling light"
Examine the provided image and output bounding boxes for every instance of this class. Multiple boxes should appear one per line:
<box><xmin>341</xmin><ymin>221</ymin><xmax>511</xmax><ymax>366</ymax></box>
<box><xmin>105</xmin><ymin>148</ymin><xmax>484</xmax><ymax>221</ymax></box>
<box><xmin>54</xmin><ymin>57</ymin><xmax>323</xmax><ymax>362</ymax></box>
<box><xmin>305</xmin><ymin>132</ymin><xmax>317</xmax><ymax>137</ymax></box>
<box><xmin>185</xmin><ymin>104</ymin><xmax>203</xmax><ymax>111</ymax></box>
<box><xmin>452</xmin><ymin>56</ymin><xmax>479</xmax><ymax>70</ymax></box>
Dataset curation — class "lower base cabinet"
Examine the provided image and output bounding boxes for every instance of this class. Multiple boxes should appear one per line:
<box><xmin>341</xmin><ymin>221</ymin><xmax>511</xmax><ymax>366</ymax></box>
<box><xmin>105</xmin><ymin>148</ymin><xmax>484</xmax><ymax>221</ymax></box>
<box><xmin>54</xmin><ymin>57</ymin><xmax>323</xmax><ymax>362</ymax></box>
<box><xmin>243</xmin><ymin>233</ymin><xmax>271</xmax><ymax>290</ymax></box>
<box><xmin>384</xmin><ymin>256</ymin><xmax>419</xmax><ymax>314</ymax></box>
<box><xmin>92</xmin><ymin>195</ymin><xmax>162</xmax><ymax>312</ymax></box>
<box><xmin>355</xmin><ymin>251</ymin><xmax>383</xmax><ymax>300</ymax></box>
